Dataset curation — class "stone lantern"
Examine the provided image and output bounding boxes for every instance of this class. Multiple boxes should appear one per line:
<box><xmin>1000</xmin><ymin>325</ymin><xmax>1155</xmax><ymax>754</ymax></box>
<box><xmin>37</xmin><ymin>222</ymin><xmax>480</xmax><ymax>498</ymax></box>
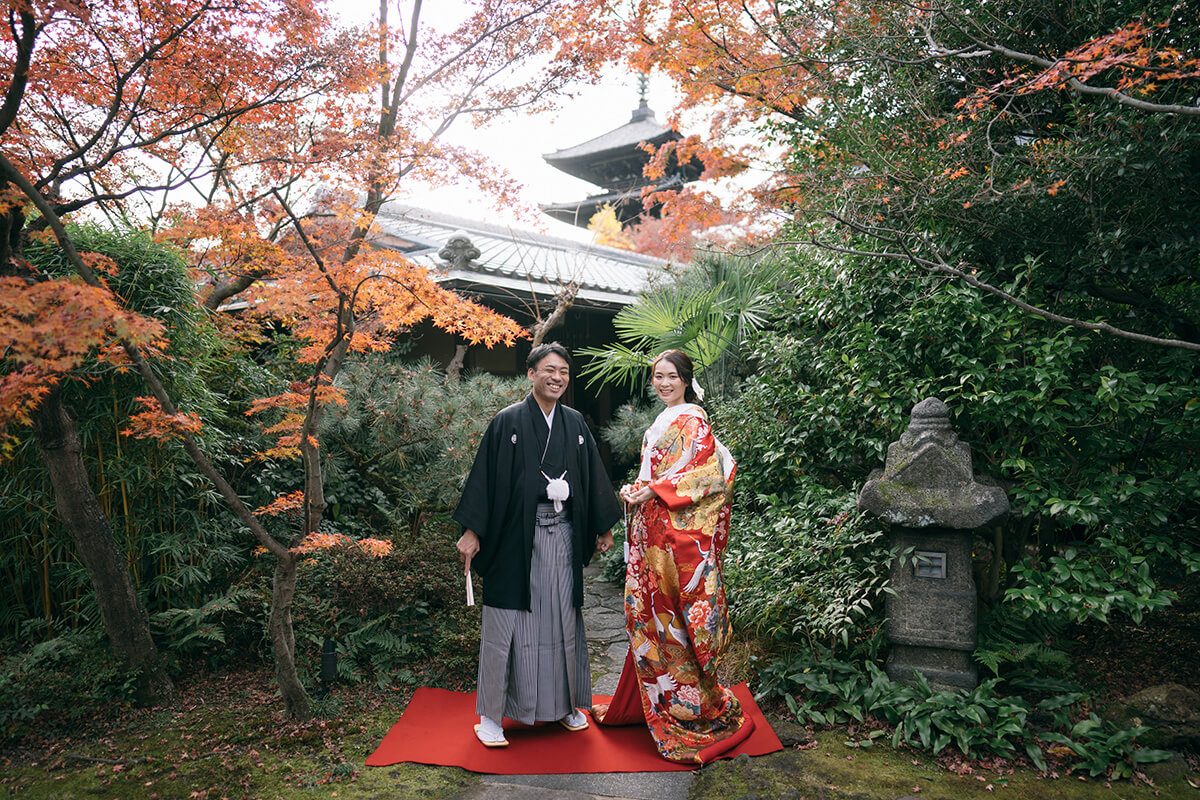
<box><xmin>858</xmin><ymin>398</ymin><xmax>1009</xmax><ymax>692</ymax></box>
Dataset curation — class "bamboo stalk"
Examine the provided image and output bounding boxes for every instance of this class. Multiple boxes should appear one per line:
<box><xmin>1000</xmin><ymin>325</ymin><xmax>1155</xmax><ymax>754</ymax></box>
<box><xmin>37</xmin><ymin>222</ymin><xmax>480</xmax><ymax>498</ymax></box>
<box><xmin>5</xmin><ymin>558</ymin><xmax>25</xmax><ymax>613</ymax></box>
<box><xmin>115</xmin><ymin>389</ymin><xmax>134</xmax><ymax>580</ymax></box>
<box><xmin>96</xmin><ymin>433</ymin><xmax>111</xmax><ymax>520</ymax></box>
<box><xmin>165</xmin><ymin>484</ymin><xmax>176</xmax><ymax>605</ymax></box>
<box><xmin>40</xmin><ymin>520</ymin><xmax>51</xmax><ymax>620</ymax></box>
<box><xmin>2</xmin><ymin>519</ymin><xmax>28</xmax><ymax>614</ymax></box>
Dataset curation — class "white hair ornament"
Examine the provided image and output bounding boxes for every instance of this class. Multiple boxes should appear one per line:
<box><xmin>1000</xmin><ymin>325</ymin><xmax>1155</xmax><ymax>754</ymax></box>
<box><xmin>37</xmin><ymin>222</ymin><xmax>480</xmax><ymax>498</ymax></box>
<box><xmin>691</xmin><ymin>377</ymin><xmax>705</xmax><ymax>401</ymax></box>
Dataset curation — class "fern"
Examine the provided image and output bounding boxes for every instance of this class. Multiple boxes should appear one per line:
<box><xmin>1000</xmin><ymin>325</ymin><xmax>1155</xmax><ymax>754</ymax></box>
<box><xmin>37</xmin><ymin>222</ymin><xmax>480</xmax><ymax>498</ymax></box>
<box><xmin>975</xmin><ymin>604</ymin><xmax>1071</xmax><ymax>678</ymax></box>
<box><xmin>150</xmin><ymin>585</ymin><xmax>259</xmax><ymax>659</ymax></box>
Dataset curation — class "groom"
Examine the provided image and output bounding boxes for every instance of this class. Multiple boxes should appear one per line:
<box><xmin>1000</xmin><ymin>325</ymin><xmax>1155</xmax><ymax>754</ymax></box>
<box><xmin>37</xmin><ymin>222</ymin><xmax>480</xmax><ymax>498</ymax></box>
<box><xmin>454</xmin><ymin>342</ymin><xmax>621</xmax><ymax>747</ymax></box>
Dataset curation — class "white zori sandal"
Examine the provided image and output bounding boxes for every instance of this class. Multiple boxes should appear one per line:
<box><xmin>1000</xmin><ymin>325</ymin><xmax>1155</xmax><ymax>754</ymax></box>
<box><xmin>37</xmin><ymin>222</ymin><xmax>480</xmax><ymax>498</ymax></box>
<box><xmin>558</xmin><ymin>709</ymin><xmax>589</xmax><ymax>732</ymax></box>
<box><xmin>474</xmin><ymin>716</ymin><xmax>509</xmax><ymax>747</ymax></box>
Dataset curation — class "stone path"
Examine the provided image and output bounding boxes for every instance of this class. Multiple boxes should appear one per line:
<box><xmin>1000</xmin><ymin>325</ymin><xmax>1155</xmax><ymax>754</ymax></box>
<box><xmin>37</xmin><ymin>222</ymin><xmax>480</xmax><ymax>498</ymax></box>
<box><xmin>580</xmin><ymin>561</ymin><xmax>630</xmax><ymax>696</ymax></box>
<box><xmin>467</xmin><ymin>563</ymin><xmax>695</xmax><ymax>800</ymax></box>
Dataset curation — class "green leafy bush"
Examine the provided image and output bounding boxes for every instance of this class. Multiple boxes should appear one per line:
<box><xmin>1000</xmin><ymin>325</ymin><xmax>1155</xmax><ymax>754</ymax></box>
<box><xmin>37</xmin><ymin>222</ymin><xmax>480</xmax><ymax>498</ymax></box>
<box><xmin>713</xmin><ymin>241</ymin><xmax>1195</xmax><ymax>778</ymax></box>
<box><xmin>290</xmin><ymin>521</ymin><xmax>481</xmax><ymax>689</ymax></box>
<box><xmin>1006</xmin><ymin>537</ymin><xmax>1188</xmax><ymax>625</ymax></box>
<box><xmin>724</xmin><ymin>487</ymin><xmax>891</xmax><ymax>654</ymax></box>
<box><xmin>719</xmin><ymin>250</ymin><xmax>1200</xmax><ymax>656</ymax></box>
<box><xmin>0</xmin><ymin>629</ymin><xmax>142</xmax><ymax>743</ymax></box>
<box><xmin>139</xmin><ymin>516</ymin><xmax>482</xmax><ymax>690</ymax></box>
<box><xmin>760</xmin><ymin>653</ymin><xmax>1173</xmax><ymax>779</ymax></box>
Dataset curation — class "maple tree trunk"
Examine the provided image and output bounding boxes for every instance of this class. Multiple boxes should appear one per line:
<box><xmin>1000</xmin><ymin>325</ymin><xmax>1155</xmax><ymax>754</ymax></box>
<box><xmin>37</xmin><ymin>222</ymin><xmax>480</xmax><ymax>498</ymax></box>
<box><xmin>0</xmin><ymin>182</ymin><xmax>21</xmax><ymax>268</ymax></box>
<box><xmin>269</xmin><ymin>553</ymin><xmax>310</xmax><ymax>720</ymax></box>
<box><xmin>32</xmin><ymin>390</ymin><xmax>176</xmax><ymax>707</ymax></box>
<box><xmin>300</xmin><ymin>322</ymin><xmax>354</xmax><ymax>536</ymax></box>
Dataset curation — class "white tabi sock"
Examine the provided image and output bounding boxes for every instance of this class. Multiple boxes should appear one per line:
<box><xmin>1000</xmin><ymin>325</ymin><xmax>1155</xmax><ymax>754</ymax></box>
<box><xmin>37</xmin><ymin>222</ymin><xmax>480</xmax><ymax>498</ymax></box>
<box><xmin>476</xmin><ymin>715</ymin><xmax>506</xmax><ymax>742</ymax></box>
<box><xmin>561</xmin><ymin>709</ymin><xmax>587</xmax><ymax>729</ymax></box>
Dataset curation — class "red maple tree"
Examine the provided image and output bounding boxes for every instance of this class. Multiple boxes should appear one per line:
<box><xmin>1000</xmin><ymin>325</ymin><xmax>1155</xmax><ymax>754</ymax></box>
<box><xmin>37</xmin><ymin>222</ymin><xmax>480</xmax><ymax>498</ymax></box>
<box><xmin>1</xmin><ymin>0</ymin><xmax>610</xmax><ymax>716</ymax></box>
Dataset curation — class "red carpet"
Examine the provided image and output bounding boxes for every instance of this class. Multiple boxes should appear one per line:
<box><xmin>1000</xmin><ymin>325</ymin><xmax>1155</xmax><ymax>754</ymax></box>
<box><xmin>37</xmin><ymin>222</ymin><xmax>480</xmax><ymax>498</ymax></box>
<box><xmin>365</xmin><ymin>683</ymin><xmax>783</xmax><ymax>774</ymax></box>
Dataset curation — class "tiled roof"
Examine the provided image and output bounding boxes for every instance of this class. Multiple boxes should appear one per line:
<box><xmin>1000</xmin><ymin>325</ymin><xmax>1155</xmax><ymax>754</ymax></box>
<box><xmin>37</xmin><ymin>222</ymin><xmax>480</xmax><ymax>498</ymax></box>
<box><xmin>372</xmin><ymin>203</ymin><xmax>668</xmax><ymax>307</ymax></box>
<box><xmin>541</xmin><ymin>175</ymin><xmax>689</xmax><ymax>227</ymax></box>
<box><xmin>543</xmin><ymin>105</ymin><xmax>677</xmax><ymax>165</ymax></box>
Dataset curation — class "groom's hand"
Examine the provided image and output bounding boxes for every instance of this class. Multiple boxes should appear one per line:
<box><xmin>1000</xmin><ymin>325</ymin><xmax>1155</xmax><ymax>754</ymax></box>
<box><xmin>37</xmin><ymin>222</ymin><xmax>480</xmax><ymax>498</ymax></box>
<box><xmin>457</xmin><ymin>529</ymin><xmax>480</xmax><ymax>573</ymax></box>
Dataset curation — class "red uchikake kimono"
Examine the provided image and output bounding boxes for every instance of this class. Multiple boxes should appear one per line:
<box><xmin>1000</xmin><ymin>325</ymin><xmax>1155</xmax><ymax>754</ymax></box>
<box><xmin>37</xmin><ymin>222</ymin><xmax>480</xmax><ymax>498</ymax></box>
<box><xmin>593</xmin><ymin>403</ymin><xmax>753</xmax><ymax>763</ymax></box>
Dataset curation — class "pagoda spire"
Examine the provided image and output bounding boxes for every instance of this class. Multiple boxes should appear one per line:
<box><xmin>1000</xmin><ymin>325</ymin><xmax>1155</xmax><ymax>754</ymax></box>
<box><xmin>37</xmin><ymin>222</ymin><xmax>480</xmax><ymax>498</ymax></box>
<box><xmin>631</xmin><ymin>74</ymin><xmax>653</xmax><ymax>122</ymax></box>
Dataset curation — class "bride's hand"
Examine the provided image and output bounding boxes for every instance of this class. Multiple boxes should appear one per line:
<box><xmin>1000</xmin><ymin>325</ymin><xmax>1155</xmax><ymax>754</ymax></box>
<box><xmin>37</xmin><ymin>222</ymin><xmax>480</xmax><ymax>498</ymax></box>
<box><xmin>620</xmin><ymin>484</ymin><xmax>655</xmax><ymax>505</ymax></box>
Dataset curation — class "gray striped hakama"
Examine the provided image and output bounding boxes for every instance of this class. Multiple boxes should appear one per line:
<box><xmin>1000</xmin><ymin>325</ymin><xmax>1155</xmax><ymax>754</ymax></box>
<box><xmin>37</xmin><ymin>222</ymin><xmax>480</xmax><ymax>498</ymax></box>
<box><xmin>476</xmin><ymin>503</ymin><xmax>591</xmax><ymax>725</ymax></box>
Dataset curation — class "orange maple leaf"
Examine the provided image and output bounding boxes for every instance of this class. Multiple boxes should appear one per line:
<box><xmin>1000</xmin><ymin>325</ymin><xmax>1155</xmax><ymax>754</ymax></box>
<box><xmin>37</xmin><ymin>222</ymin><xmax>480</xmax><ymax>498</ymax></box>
<box><xmin>121</xmin><ymin>396</ymin><xmax>203</xmax><ymax>440</ymax></box>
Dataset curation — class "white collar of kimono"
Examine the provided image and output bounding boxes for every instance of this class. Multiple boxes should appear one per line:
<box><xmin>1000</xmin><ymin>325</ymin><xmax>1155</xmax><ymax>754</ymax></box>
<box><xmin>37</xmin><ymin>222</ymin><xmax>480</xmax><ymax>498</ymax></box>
<box><xmin>538</xmin><ymin>403</ymin><xmax>569</xmax><ymax>509</ymax></box>
<box><xmin>539</xmin><ymin>403</ymin><xmax>557</xmax><ymax>464</ymax></box>
<box><xmin>637</xmin><ymin>403</ymin><xmax>705</xmax><ymax>482</ymax></box>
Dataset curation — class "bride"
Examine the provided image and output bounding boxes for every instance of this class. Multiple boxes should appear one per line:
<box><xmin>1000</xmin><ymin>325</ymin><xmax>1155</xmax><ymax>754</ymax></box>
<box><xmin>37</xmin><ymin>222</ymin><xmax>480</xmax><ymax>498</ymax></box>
<box><xmin>592</xmin><ymin>349</ymin><xmax>752</xmax><ymax>763</ymax></box>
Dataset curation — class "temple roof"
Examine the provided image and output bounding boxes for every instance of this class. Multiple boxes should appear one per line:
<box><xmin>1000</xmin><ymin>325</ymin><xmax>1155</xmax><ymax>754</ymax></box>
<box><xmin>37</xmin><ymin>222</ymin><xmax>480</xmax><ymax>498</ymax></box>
<box><xmin>541</xmin><ymin>175</ymin><xmax>687</xmax><ymax>228</ymax></box>
<box><xmin>370</xmin><ymin>203</ymin><xmax>668</xmax><ymax>308</ymax></box>
<box><xmin>542</xmin><ymin>101</ymin><xmax>682</xmax><ymax>190</ymax></box>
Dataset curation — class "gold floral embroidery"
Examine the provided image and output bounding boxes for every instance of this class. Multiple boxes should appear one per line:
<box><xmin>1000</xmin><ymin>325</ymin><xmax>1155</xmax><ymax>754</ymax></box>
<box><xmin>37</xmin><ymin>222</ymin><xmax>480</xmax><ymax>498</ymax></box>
<box><xmin>643</xmin><ymin>546</ymin><xmax>679</xmax><ymax>594</ymax></box>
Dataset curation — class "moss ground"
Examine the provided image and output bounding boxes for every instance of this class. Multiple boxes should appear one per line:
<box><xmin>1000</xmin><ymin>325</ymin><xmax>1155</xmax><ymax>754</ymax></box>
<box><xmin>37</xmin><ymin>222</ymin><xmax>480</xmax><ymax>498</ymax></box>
<box><xmin>690</xmin><ymin>729</ymin><xmax>1195</xmax><ymax>800</ymax></box>
<box><xmin>2</xmin><ymin>670</ymin><xmax>1194</xmax><ymax>800</ymax></box>
<box><xmin>0</xmin><ymin>669</ymin><xmax>480</xmax><ymax>800</ymax></box>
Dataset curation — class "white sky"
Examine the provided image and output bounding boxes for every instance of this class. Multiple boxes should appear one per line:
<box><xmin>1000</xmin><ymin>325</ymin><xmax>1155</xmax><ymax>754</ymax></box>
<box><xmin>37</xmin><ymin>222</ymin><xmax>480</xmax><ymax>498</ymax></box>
<box><xmin>334</xmin><ymin>0</ymin><xmax>675</xmax><ymax>243</ymax></box>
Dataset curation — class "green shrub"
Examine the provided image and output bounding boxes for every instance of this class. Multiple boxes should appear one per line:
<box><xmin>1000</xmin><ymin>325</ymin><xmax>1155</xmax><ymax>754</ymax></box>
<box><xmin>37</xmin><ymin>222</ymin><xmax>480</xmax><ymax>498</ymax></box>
<box><xmin>599</xmin><ymin>400</ymin><xmax>658</xmax><ymax>472</ymax></box>
<box><xmin>263</xmin><ymin>519</ymin><xmax>481</xmax><ymax>689</ymax></box>
<box><xmin>1006</xmin><ymin>536</ymin><xmax>1189</xmax><ymax>625</ymax></box>
<box><xmin>759</xmin><ymin>652</ymin><xmax>1174</xmax><ymax>780</ymax></box>
<box><xmin>718</xmin><ymin>249</ymin><xmax>1200</xmax><ymax>671</ymax></box>
<box><xmin>138</xmin><ymin>515</ymin><xmax>483</xmax><ymax>690</ymax></box>
<box><xmin>724</xmin><ymin>486</ymin><xmax>891</xmax><ymax>655</ymax></box>
<box><xmin>0</xmin><ymin>629</ymin><xmax>142</xmax><ymax>743</ymax></box>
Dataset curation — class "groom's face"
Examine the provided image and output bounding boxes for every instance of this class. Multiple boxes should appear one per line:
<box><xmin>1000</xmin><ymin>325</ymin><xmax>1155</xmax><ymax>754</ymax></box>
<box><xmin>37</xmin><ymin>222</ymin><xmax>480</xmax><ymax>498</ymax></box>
<box><xmin>529</xmin><ymin>353</ymin><xmax>570</xmax><ymax>405</ymax></box>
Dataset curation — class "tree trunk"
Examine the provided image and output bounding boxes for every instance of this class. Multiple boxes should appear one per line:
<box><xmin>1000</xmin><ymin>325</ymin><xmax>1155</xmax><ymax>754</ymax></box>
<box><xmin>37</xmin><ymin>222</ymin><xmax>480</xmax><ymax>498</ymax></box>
<box><xmin>446</xmin><ymin>344</ymin><xmax>467</xmax><ymax>380</ymax></box>
<box><xmin>32</xmin><ymin>390</ymin><xmax>176</xmax><ymax>707</ymax></box>
<box><xmin>529</xmin><ymin>284</ymin><xmax>578</xmax><ymax>348</ymax></box>
<box><xmin>269</xmin><ymin>552</ymin><xmax>310</xmax><ymax>719</ymax></box>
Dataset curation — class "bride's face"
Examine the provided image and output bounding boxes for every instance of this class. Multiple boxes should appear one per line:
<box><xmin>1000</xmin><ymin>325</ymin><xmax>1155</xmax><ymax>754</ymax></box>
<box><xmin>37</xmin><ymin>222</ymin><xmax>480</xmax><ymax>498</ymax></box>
<box><xmin>652</xmin><ymin>359</ymin><xmax>687</xmax><ymax>407</ymax></box>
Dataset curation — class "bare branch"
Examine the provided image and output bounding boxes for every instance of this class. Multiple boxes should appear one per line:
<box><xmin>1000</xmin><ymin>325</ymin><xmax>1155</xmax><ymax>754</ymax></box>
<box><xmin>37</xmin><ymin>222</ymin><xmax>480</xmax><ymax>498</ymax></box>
<box><xmin>201</xmin><ymin>271</ymin><xmax>266</xmax><ymax>312</ymax></box>
<box><xmin>529</xmin><ymin>283</ymin><xmax>579</xmax><ymax>348</ymax></box>
<box><xmin>928</xmin><ymin>4</ymin><xmax>1200</xmax><ymax>116</ymax></box>
<box><xmin>380</xmin><ymin>0</ymin><xmax>423</xmax><ymax>138</ymax></box>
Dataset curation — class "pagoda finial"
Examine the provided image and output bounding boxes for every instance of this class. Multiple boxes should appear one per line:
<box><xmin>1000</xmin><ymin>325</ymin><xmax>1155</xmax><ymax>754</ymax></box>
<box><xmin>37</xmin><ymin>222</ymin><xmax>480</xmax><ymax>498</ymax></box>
<box><xmin>630</xmin><ymin>73</ymin><xmax>654</xmax><ymax>122</ymax></box>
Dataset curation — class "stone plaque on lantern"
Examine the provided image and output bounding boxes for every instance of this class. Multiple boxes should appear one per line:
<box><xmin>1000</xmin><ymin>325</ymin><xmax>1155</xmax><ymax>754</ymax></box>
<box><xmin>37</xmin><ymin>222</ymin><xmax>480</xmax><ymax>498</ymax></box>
<box><xmin>858</xmin><ymin>398</ymin><xmax>1009</xmax><ymax>692</ymax></box>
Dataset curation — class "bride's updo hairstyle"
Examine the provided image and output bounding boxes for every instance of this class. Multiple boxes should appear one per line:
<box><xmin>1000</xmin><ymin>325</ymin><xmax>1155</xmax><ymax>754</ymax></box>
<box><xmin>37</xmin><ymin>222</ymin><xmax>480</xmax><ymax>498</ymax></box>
<box><xmin>652</xmin><ymin>349</ymin><xmax>700</xmax><ymax>404</ymax></box>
